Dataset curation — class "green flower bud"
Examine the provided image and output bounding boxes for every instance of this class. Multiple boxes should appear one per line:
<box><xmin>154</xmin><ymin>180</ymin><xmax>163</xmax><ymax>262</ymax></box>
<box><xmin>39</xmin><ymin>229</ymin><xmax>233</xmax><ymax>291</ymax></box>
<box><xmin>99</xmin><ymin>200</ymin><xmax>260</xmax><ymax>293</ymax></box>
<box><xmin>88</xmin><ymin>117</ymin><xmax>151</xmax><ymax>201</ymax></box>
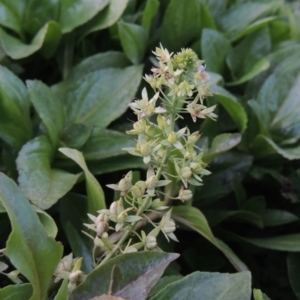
<box><xmin>167</xmin><ymin>131</ymin><xmax>177</xmax><ymax>144</ymax></box>
<box><xmin>163</xmin><ymin>220</ymin><xmax>176</xmax><ymax>234</ymax></box>
<box><xmin>190</xmin><ymin>162</ymin><xmax>203</xmax><ymax>173</ymax></box>
<box><xmin>133</xmin><ymin>119</ymin><xmax>146</xmax><ymax>133</ymax></box>
<box><xmin>188</xmin><ymin>131</ymin><xmax>201</xmax><ymax>144</ymax></box>
<box><xmin>157</xmin><ymin>115</ymin><xmax>166</xmax><ymax>129</ymax></box>
<box><xmin>140</xmin><ymin>143</ymin><xmax>151</xmax><ymax>156</ymax></box>
<box><xmin>180</xmin><ymin>166</ymin><xmax>192</xmax><ymax>179</ymax></box>
<box><xmin>131</xmin><ymin>181</ymin><xmax>146</xmax><ymax>199</ymax></box>
<box><xmin>146</xmin><ymin>235</ymin><xmax>157</xmax><ymax>250</ymax></box>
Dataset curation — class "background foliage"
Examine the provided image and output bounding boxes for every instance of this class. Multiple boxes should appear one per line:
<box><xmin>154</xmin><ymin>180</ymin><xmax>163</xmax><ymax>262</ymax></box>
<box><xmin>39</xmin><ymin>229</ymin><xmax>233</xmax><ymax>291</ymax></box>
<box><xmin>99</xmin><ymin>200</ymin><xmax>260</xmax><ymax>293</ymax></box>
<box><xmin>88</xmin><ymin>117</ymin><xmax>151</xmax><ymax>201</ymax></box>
<box><xmin>0</xmin><ymin>0</ymin><xmax>300</xmax><ymax>299</ymax></box>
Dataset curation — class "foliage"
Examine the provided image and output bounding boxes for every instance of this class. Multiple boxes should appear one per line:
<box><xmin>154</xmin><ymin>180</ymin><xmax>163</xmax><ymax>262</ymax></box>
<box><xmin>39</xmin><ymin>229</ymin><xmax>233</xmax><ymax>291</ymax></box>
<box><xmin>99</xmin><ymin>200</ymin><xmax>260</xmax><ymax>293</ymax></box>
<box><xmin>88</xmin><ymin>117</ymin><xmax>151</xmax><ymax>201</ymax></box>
<box><xmin>0</xmin><ymin>0</ymin><xmax>300</xmax><ymax>299</ymax></box>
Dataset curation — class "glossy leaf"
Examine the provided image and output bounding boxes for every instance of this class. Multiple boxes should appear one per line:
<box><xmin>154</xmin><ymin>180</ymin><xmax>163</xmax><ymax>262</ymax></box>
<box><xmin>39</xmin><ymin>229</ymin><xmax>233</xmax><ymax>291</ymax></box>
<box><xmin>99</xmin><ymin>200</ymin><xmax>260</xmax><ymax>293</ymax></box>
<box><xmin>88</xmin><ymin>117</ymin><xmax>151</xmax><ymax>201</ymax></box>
<box><xmin>27</xmin><ymin>80</ymin><xmax>64</xmax><ymax>146</ymax></box>
<box><xmin>142</xmin><ymin>0</ymin><xmax>160</xmax><ymax>33</ymax></box>
<box><xmin>59</xmin><ymin>147</ymin><xmax>106</xmax><ymax>212</ymax></box>
<box><xmin>17</xmin><ymin>136</ymin><xmax>80</xmax><ymax>210</ymax></box>
<box><xmin>150</xmin><ymin>271</ymin><xmax>251</xmax><ymax>300</ymax></box>
<box><xmin>63</xmin><ymin>66</ymin><xmax>142</xmax><ymax>128</ymax></box>
<box><xmin>70</xmin><ymin>252</ymin><xmax>179</xmax><ymax>300</ymax></box>
<box><xmin>287</xmin><ymin>253</ymin><xmax>300</xmax><ymax>299</ymax></box>
<box><xmin>201</xmin><ymin>29</ymin><xmax>230</xmax><ymax>74</ymax></box>
<box><xmin>0</xmin><ymin>21</ymin><xmax>61</xmax><ymax>59</ymax></box>
<box><xmin>82</xmin><ymin>128</ymin><xmax>134</xmax><ymax>160</ymax></box>
<box><xmin>204</xmin><ymin>133</ymin><xmax>241</xmax><ymax>163</ymax></box>
<box><xmin>160</xmin><ymin>0</ymin><xmax>202</xmax><ymax>50</ymax></box>
<box><xmin>0</xmin><ymin>65</ymin><xmax>31</xmax><ymax>148</ymax></box>
<box><xmin>59</xmin><ymin>0</ymin><xmax>109</xmax><ymax>33</ymax></box>
<box><xmin>0</xmin><ymin>284</ymin><xmax>33</xmax><ymax>300</ymax></box>
<box><xmin>118</xmin><ymin>21</ymin><xmax>147</xmax><ymax>65</ymax></box>
<box><xmin>0</xmin><ymin>173</ymin><xmax>63</xmax><ymax>300</ymax></box>
<box><xmin>78</xmin><ymin>0</ymin><xmax>129</xmax><ymax>37</ymax></box>
<box><xmin>211</xmin><ymin>85</ymin><xmax>248</xmax><ymax>133</ymax></box>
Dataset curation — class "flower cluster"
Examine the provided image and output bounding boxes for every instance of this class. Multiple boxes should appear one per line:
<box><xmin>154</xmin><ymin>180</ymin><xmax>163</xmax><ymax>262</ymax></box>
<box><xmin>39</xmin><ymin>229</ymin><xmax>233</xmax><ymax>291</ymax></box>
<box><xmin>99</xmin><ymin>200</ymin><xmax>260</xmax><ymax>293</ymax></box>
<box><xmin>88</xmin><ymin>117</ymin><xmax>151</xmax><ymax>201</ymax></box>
<box><xmin>81</xmin><ymin>45</ymin><xmax>217</xmax><ymax>266</ymax></box>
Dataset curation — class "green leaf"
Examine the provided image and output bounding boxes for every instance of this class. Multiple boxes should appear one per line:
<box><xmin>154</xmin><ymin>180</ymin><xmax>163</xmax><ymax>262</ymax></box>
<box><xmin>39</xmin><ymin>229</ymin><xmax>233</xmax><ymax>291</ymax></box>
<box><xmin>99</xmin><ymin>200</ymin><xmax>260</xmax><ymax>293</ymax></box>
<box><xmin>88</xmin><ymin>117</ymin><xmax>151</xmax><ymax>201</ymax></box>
<box><xmin>148</xmin><ymin>275</ymin><xmax>183</xmax><ymax>298</ymax></box>
<box><xmin>0</xmin><ymin>173</ymin><xmax>63</xmax><ymax>300</ymax></box>
<box><xmin>70</xmin><ymin>252</ymin><xmax>179</xmax><ymax>300</ymax></box>
<box><xmin>211</xmin><ymin>85</ymin><xmax>248</xmax><ymax>133</ymax></box>
<box><xmin>204</xmin><ymin>133</ymin><xmax>241</xmax><ymax>163</ymax></box>
<box><xmin>0</xmin><ymin>284</ymin><xmax>33</xmax><ymax>300</ymax></box>
<box><xmin>142</xmin><ymin>0</ymin><xmax>160</xmax><ymax>33</ymax></box>
<box><xmin>244</xmin><ymin>234</ymin><xmax>300</xmax><ymax>251</ymax></box>
<box><xmin>82</xmin><ymin>128</ymin><xmax>134</xmax><ymax>160</ymax></box>
<box><xmin>17</xmin><ymin>136</ymin><xmax>80</xmax><ymax>210</ymax></box>
<box><xmin>253</xmin><ymin>289</ymin><xmax>271</xmax><ymax>300</ymax></box>
<box><xmin>0</xmin><ymin>2</ymin><xmax>22</xmax><ymax>34</ymax></box>
<box><xmin>150</xmin><ymin>271</ymin><xmax>251</xmax><ymax>300</ymax></box>
<box><xmin>59</xmin><ymin>147</ymin><xmax>106</xmax><ymax>213</ymax></box>
<box><xmin>263</xmin><ymin>209</ymin><xmax>299</xmax><ymax>227</ymax></box>
<box><xmin>54</xmin><ymin>279</ymin><xmax>68</xmax><ymax>300</ymax></box>
<box><xmin>201</xmin><ymin>29</ymin><xmax>230</xmax><ymax>74</ymax></box>
<box><xmin>63</xmin><ymin>65</ymin><xmax>142</xmax><ymax>127</ymax></box>
<box><xmin>0</xmin><ymin>21</ymin><xmax>61</xmax><ymax>59</ymax></box>
<box><xmin>287</xmin><ymin>253</ymin><xmax>300</xmax><ymax>299</ymax></box>
<box><xmin>118</xmin><ymin>21</ymin><xmax>147</xmax><ymax>65</ymax></box>
<box><xmin>0</xmin><ymin>65</ymin><xmax>31</xmax><ymax>148</ymax></box>
<box><xmin>78</xmin><ymin>0</ymin><xmax>129</xmax><ymax>37</ymax></box>
<box><xmin>227</xmin><ymin>59</ymin><xmax>270</xmax><ymax>86</ymax></box>
<box><xmin>27</xmin><ymin>80</ymin><xmax>64</xmax><ymax>146</ymax></box>
<box><xmin>36</xmin><ymin>208</ymin><xmax>58</xmax><ymax>238</ymax></box>
<box><xmin>59</xmin><ymin>0</ymin><xmax>109</xmax><ymax>33</ymax></box>
<box><xmin>160</xmin><ymin>0</ymin><xmax>202</xmax><ymax>50</ymax></box>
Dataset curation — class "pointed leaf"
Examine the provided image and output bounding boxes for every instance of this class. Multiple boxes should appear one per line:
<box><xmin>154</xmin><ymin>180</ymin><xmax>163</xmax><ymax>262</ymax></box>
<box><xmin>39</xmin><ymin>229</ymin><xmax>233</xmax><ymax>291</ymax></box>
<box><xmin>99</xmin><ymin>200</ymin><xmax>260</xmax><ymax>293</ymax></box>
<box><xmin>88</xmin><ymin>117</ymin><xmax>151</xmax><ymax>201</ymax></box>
<box><xmin>0</xmin><ymin>173</ymin><xmax>63</xmax><ymax>300</ymax></box>
<box><xmin>17</xmin><ymin>136</ymin><xmax>80</xmax><ymax>210</ymax></box>
<box><xmin>287</xmin><ymin>253</ymin><xmax>300</xmax><ymax>299</ymax></box>
<box><xmin>59</xmin><ymin>147</ymin><xmax>106</xmax><ymax>212</ymax></box>
<box><xmin>0</xmin><ymin>284</ymin><xmax>33</xmax><ymax>300</ymax></box>
<box><xmin>150</xmin><ymin>271</ymin><xmax>251</xmax><ymax>300</ymax></box>
<box><xmin>70</xmin><ymin>252</ymin><xmax>179</xmax><ymax>300</ymax></box>
<box><xmin>54</xmin><ymin>279</ymin><xmax>68</xmax><ymax>300</ymax></box>
<box><xmin>142</xmin><ymin>0</ymin><xmax>160</xmax><ymax>33</ymax></box>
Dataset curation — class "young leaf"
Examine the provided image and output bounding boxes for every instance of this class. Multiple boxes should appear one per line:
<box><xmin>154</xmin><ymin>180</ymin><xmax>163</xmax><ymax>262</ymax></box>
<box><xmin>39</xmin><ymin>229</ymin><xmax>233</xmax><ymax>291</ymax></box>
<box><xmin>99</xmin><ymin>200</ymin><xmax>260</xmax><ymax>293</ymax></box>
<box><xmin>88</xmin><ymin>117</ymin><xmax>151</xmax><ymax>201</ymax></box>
<box><xmin>149</xmin><ymin>271</ymin><xmax>251</xmax><ymax>300</ymax></box>
<box><xmin>0</xmin><ymin>65</ymin><xmax>31</xmax><ymax>148</ymax></box>
<box><xmin>118</xmin><ymin>21</ymin><xmax>147</xmax><ymax>65</ymax></box>
<box><xmin>0</xmin><ymin>173</ymin><xmax>63</xmax><ymax>300</ymax></box>
<box><xmin>59</xmin><ymin>147</ymin><xmax>106</xmax><ymax>212</ymax></box>
<box><xmin>69</xmin><ymin>252</ymin><xmax>179</xmax><ymax>300</ymax></box>
<box><xmin>27</xmin><ymin>80</ymin><xmax>64</xmax><ymax>146</ymax></box>
<box><xmin>17</xmin><ymin>136</ymin><xmax>80</xmax><ymax>210</ymax></box>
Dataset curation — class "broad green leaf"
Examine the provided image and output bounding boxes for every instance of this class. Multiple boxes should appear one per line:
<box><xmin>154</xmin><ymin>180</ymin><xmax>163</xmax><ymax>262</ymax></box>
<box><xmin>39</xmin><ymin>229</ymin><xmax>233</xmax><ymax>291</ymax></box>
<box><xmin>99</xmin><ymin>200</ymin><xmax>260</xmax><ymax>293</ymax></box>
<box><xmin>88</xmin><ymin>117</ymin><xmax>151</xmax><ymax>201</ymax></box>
<box><xmin>211</xmin><ymin>85</ymin><xmax>248</xmax><ymax>133</ymax></box>
<box><xmin>27</xmin><ymin>80</ymin><xmax>64</xmax><ymax>146</ymax></box>
<box><xmin>142</xmin><ymin>0</ymin><xmax>160</xmax><ymax>33</ymax></box>
<box><xmin>0</xmin><ymin>65</ymin><xmax>31</xmax><ymax>148</ymax></box>
<box><xmin>244</xmin><ymin>234</ymin><xmax>300</xmax><ymax>251</ymax></box>
<box><xmin>160</xmin><ymin>0</ymin><xmax>202</xmax><ymax>50</ymax></box>
<box><xmin>220</xmin><ymin>1</ymin><xmax>281</xmax><ymax>41</ymax></box>
<box><xmin>17</xmin><ymin>136</ymin><xmax>80</xmax><ymax>210</ymax></box>
<box><xmin>216</xmin><ymin>239</ymin><xmax>249</xmax><ymax>272</ymax></box>
<box><xmin>54</xmin><ymin>279</ymin><xmax>68</xmax><ymax>300</ymax></box>
<box><xmin>63</xmin><ymin>65</ymin><xmax>142</xmax><ymax>127</ymax></box>
<box><xmin>59</xmin><ymin>0</ymin><xmax>109</xmax><ymax>33</ymax></box>
<box><xmin>148</xmin><ymin>275</ymin><xmax>183</xmax><ymax>298</ymax></box>
<box><xmin>59</xmin><ymin>147</ymin><xmax>106</xmax><ymax>212</ymax></box>
<box><xmin>70</xmin><ymin>252</ymin><xmax>179</xmax><ymax>300</ymax></box>
<box><xmin>253</xmin><ymin>289</ymin><xmax>271</xmax><ymax>300</ymax></box>
<box><xmin>0</xmin><ymin>2</ymin><xmax>21</xmax><ymax>34</ymax></box>
<box><xmin>204</xmin><ymin>133</ymin><xmax>241</xmax><ymax>163</ymax></box>
<box><xmin>82</xmin><ymin>128</ymin><xmax>134</xmax><ymax>160</ymax></box>
<box><xmin>150</xmin><ymin>271</ymin><xmax>251</xmax><ymax>300</ymax></box>
<box><xmin>78</xmin><ymin>0</ymin><xmax>129</xmax><ymax>37</ymax></box>
<box><xmin>0</xmin><ymin>284</ymin><xmax>33</xmax><ymax>300</ymax></box>
<box><xmin>118</xmin><ymin>21</ymin><xmax>147</xmax><ymax>65</ymax></box>
<box><xmin>0</xmin><ymin>21</ymin><xmax>61</xmax><ymax>59</ymax></box>
<box><xmin>195</xmin><ymin>152</ymin><xmax>253</xmax><ymax>202</ymax></box>
<box><xmin>36</xmin><ymin>208</ymin><xmax>58</xmax><ymax>238</ymax></box>
<box><xmin>263</xmin><ymin>209</ymin><xmax>299</xmax><ymax>227</ymax></box>
<box><xmin>287</xmin><ymin>253</ymin><xmax>300</xmax><ymax>299</ymax></box>
<box><xmin>200</xmin><ymin>2</ymin><xmax>216</xmax><ymax>29</ymax></box>
<box><xmin>0</xmin><ymin>173</ymin><xmax>63</xmax><ymax>300</ymax></box>
<box><xmin>227</xmin><ymin>59</ymin><xmax>270</xmax><ymax>86</ymax></box>
<box><xmin>60</xmin><ymin>193</ymin><xmax>93</xmax><ymax>273</ymax></box>
<box><xmin>201</xmin><ymin>29</ymin><xmax>230</xmax><ymax>74</ymax></box>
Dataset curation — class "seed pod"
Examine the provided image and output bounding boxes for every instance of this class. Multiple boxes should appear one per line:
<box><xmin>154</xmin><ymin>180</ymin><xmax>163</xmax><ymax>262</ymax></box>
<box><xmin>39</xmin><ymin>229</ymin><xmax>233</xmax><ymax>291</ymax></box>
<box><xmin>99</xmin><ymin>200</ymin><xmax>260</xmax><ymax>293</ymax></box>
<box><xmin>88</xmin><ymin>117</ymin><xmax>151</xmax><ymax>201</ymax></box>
<box><xmin>146</xmin><ymin>235</ymin><xmax>157</xmax><ymax>250</ymax></box>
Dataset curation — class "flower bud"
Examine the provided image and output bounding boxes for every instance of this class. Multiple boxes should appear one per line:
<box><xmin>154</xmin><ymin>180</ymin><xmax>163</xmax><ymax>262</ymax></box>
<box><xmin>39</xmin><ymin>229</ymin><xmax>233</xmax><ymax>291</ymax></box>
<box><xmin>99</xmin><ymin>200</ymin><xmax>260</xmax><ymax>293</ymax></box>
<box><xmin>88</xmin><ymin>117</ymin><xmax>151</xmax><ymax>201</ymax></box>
<box><xmin>69</xmin><ymin>270</ymin><xmax>82</xmax><ymax>283</ymax></box>
<box><xmin>96</xmin><ymin>221</ymin><xmax>108</xmax><ymax>237</ymax></box>
<box><xmin>125</xmin><ymin>246</ymin><xmax>138</xmax><ymax>253</ymax></box>
<box><xmin>163</xmin><ymin>220</ymin><xmax>176</xmax><ymax>234</ymax></box>
<box><xmin>133</xmin><ymin>119</ymin><xmax>146</xmax><ymax>133</ymax></box>
<box><xmin>157</xmin><ymin>115</ymin><xmax>166</xmax><ymax>129</ymax></box>
<box><xmin>188</xmin><ymin>131</ymin><xmax>201</xmax><ymax>144</ymax></box>
<box><xmin>146</xmin><ymin>175</ymin><xmax>157</xmax><ymax>188</ymax></box>
<box><xmin>190</xmin><ymin>162</ymin><xmax>203</xmax><ymax>173</ymax></box>
<box><xmin>146</xmin><ymin>235</ymin><xmax>157</xmax><ymax>250</ymax></box>
<box><xmin>167</xmin><ymin>131</ymin><xmax>177</xmax><ymax>144</ymax></box>
<box><xmin>177</xmin><ymin>187</ymin><xmax>193</xmax><ymax>202</ymax></box>
<box><xmin>140</xmin><ymin>143</ymin><xmax>151</xmax><ymax>156</ymax></box>
<box><xmin>180</xmin><ymin>166</ymin><xmax>192</xmax><ymax>179</ymax></box>
<box><xmin>110</xmin><ymin>201</ymin><xmax>117</xmax><ymax>215</ymax></box>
